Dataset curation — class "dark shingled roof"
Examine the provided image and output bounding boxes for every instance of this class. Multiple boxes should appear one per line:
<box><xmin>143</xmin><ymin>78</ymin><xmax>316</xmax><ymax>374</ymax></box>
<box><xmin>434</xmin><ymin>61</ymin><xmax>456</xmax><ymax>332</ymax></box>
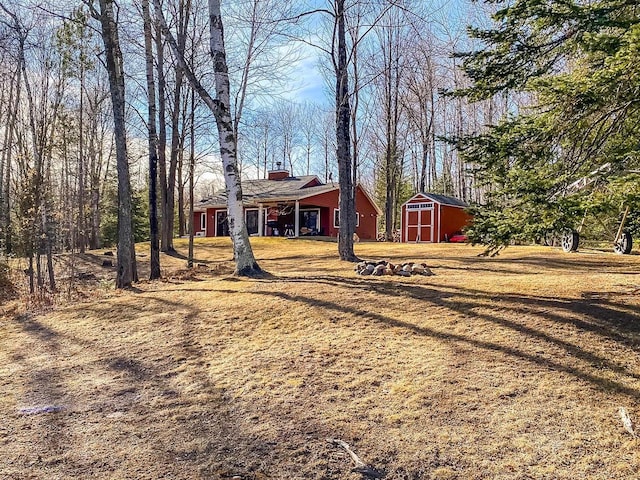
<box><xmin>421</xmin><ymin>193</ymin><xmax>468</xmax><ymax>207</ymax></box>
<box><xmin>195</xmin><ymin>175</ymin><xmax>338</xmax><ymax>209</ymax></box>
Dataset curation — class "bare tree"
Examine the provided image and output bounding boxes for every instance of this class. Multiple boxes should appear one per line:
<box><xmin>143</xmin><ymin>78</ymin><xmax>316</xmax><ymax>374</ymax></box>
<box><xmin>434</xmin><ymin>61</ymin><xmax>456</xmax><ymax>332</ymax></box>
<box><xmin>153</xmin><ymin>0</ymin><xmax>262</xmax><ymax>276</ymax></box>
<box><xmin>142</xmin><ymin>0</ymin><xmax>161</xmax><ymax>279</ymax></box>
<box><xmin>0</xmin><ymin>53</ymin><xmax>21</xmax><ymax>256</ymax></box>
<box><xmin>334</xmin><ymin>0</ymin><xmax>359</xmax><ymax>261</ymax></box>
<box><xmin>90</xmin><ymin>0</ymin><xmax>138</xmax><ymax>288</ymax></box>
<box><xmin>273</xmin><ymin>100</ymin><xmax>300</xmax><ymax>175</ymax></box>
<box><xmin>298</xmin><ymin>102</ymin><xmax>319</xmax><ymax>176</ymax></box>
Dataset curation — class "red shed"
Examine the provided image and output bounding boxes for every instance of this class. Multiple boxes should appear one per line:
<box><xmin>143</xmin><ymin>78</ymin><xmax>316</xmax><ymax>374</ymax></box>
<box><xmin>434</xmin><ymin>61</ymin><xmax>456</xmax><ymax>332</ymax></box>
<box><xmin>400</xmin><ymin>193</ymin><xmax>471</xmax><ymax>243</ymax></box>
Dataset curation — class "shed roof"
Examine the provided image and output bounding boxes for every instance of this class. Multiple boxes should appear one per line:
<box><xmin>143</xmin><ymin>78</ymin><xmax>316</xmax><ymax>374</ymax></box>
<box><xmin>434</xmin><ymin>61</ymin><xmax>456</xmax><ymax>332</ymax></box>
<box><xmin>403</xmin><ymin>192</ymin><xmax>468</xmax><ymax>208</ymax></box>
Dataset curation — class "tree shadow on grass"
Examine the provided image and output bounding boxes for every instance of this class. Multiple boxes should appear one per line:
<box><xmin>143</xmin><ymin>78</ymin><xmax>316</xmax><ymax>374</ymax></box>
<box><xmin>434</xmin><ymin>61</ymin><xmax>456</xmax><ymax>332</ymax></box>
<box><xmin>457</xmin><ymin>252</ymin><xmax>640</xmax><ymax>274</ymax></box>
<box><xmin>285</xmin><ymin>275</ymin><xmax>640</xmax><ymax>344</ymax></box>
<box><xmin>243</xmin><ymin>279</ymin><xmax>640</xmax><ymax>400</ymax></box>
<box><xmin>9</xmin><ymin>314</ymin><xmax>76</xmax><ymax>475</ymax></box>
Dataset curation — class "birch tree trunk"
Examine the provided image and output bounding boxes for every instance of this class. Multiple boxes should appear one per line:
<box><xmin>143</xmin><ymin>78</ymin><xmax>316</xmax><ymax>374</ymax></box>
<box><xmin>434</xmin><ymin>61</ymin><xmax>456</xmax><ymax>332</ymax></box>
<box><xmin>208</xmin><ymin>0</ymin><xmax>261</xmax><ymax>275</ymax></box>
<box><xmin>187</xmin><ymin>88</ymin><xmax>195</xmax><ymax>268</ymax></box>
<box><xmin>95</xmin><ymin>0</ymin><xmax>138</xmax><ymax>288</ymax></box>
<box><xmin>153</xmin><ymin>0</ymin><xmax>262</xmax><ymax>276</ymax></box>
<box><xmin>78</xmin><ymin>65</ymin><xmax>86</xmax><ymax>253</ymax></box>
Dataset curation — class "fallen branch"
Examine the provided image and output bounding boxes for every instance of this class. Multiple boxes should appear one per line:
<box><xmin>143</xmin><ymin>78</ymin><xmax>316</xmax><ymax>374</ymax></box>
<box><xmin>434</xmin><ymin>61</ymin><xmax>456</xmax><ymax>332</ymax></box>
<box><xmin>327</xmin><ymin>438</ymin><xmax>385</xmax><ymax>478</ymax></box>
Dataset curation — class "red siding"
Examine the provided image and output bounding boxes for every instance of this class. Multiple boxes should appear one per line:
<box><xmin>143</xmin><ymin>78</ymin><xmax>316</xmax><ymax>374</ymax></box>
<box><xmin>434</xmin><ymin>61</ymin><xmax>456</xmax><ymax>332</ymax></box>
<box><xmin>302</xmin><ymin>177</ymin><xmax>322</xmax><ymax>188</ymax></box>
<box><xmin>301</xmin><ymin>186</ymin><xmax>378</xmax><ymax>240</ymax></box>
<box><xmin>193</xmin><ymin>185</ymin><xmax>379</xmax><ymax>239</ymax></box>
<box><xmin>401</xmin><ymin>194</ymin><xmax>471</xmax><ymax>243</ymax></box>
<box><xmin>301</xmin><ymin>189</ymin><xmax>339</xmax><ymax>237</ymax></box>
<box><xmin>439</xmin><ymin>205</ymin><xmax>471</xmax><ymax>241</ymax></box>
<box><xmin>193</xmin><ymin>211</ymin><xmax>206</xmax><ymax>236</ymax></box>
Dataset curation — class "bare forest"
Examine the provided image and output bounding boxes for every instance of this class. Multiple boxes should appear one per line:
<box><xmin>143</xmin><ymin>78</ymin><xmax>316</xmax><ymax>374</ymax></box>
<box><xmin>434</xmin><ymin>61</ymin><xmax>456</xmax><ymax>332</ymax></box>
<box><xmin>0</xmin><ymin>0</ymin><xmax>513</xmax><ymax>289</ymax></box>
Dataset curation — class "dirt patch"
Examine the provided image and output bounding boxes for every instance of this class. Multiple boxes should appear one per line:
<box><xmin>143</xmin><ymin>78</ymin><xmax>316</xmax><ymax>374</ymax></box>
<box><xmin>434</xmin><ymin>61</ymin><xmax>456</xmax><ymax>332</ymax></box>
<box><xmin>1</xmin><ymin>239</ymin><xmax>640</xmax><ymax>479</ymax></box>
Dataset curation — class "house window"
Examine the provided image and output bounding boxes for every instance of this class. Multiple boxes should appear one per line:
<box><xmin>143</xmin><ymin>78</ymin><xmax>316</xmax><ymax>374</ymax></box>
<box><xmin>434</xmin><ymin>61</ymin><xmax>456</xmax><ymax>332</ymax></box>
<box><xmin>200</xmin><ymin>213</ymin><xmax>206</xmax><ymax>231</ymax></box>
<box><xmin>333</xmin><ymin>209</ymin><xmax>359</xmax><ymax>228</ymax></box>
<box><xmin>300</xmin><ymin>209</ymin><xmax>320</xmax><ymax>235</ymax></box>
<box><xmin>245</xmin><ymin>209</ymin><xmax>259</xmax><ymax>235</ymax></box>
<box><xmin>215</xmin><ymin>211</ymin><xmax>229</xmax><ymax>236</ymax></box>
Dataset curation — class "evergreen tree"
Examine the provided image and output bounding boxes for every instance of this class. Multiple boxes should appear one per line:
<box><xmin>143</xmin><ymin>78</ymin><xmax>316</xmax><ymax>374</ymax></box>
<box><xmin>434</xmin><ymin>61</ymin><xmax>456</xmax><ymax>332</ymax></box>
<box><xmin>458</xmin><ymin>0</ymin><xmax>640</xmax><ymax>253</ymax></box>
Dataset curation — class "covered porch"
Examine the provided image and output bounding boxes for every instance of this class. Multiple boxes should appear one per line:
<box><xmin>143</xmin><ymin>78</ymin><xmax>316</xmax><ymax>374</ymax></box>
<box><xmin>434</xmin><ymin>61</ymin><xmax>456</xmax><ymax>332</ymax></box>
<box><xmin>246</xmin><ymin>201</ymin><xmax>330</xmax><ymax>238</ymax></box>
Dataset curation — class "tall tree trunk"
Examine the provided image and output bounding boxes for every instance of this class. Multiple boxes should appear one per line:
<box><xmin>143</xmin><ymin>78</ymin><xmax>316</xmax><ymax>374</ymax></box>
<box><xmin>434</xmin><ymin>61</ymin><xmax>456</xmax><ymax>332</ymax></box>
<box><xmin>95</xmin><ymin>0</ymin><xmax>138</xmax><ymax>288</ymax></box>
<box><xmin>349</xmin><ymin>24</ymin><xmax>360</xmax><ymax>197</ymax></box>
<box><xmin>18</xmin><ymin>24</ymin><xmax>45</xmax><ymax>291</ymax></box>
<box><xmin>143</xmin><ymin>0</ymin><xmax>161</xmax><ymax>280</ymax></box>
<box><xmin>188</xmin><ymin>88</ymin><xmax>195</xmax><ymax>268</ymax></box>
<box><xmin>78</xmin><ymin>66</ymin><xmax>86</xmax><ymax>253</ymax></box>
<box><xmin>207</xmin><ymin>0</ymin><xmax>261</xmax><ymax>275</ymax></box>
<box><xmin>178</xmin><ymin>148</ymin><xmax>185</xmax><ymax>237</ymax></box>
<box><xmin>153</xmin><ymin>0</ymin><xmax>262</xmax><ymax>276</ymax></box>
<box><xmin>0</xmin><ymin>73</ymin><xmax>7</xmax><ymax>253</ymax></box>
<box><xmin>1</xmin><ymin>65</ymin><xmax>20</xmax><ymax>254</ymax></box>
<box><xmin>88</xmin><ymin>99</ymin><xmax>102</xmax><ymax>250</ymax></box>
<box><xmin>155</xmin><ymin>18</ymin><xmax>169</xmax><ymax>252</ymax></box>
<box><xmin>166</xmin><ymin>66</ymin><xmax>182</xmax><ymax>252</ymax></box>
<box><xmin>335</xmin><ymin>0</ymin><xmax>358</xmax><ymax>262</ymax></box>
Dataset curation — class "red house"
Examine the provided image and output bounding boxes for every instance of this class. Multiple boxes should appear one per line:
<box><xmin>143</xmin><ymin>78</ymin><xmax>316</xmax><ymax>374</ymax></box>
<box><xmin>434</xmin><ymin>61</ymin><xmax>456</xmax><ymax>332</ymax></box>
<box><xmin>400</xmin><ymin>193</ymin><xmax>471</xmax><ymax>243</ymax></box>
<box><xmin>193</xmin><ymin>168</ymin><xmax>381</xmax><ymax>240</ymax></box>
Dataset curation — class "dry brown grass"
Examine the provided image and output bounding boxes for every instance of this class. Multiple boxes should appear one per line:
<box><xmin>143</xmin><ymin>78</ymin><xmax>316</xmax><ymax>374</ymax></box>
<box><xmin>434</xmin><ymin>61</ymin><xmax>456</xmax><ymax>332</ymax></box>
<box><xmin>2</xmin><ymin>238</ymin><xmax>640</xmax><ymax>479</ymax></box>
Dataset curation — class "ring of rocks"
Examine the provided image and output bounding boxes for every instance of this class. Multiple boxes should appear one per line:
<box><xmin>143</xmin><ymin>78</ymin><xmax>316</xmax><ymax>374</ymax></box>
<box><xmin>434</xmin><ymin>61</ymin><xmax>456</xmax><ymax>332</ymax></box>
<box><xmin>355</xmin><ymin>260</ymin><xmax>434</xmax><ymax>277</ymax></box>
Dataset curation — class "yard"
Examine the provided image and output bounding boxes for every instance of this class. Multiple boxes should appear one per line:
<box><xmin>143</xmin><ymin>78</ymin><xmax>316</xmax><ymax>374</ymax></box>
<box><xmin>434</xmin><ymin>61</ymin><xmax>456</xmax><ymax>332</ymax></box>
<box><xmin>1</xmin><ymin>238</ymin><xmax>640</xmax><ymax>479</ymax></box>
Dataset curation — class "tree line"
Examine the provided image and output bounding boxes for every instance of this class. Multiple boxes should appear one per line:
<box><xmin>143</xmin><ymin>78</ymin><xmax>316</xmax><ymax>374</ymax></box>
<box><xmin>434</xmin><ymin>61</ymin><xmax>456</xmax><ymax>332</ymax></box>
<box><xmin>0</xmin><ymin>0</ymin><xmax>513</xmax><ymax>290</ymax></box>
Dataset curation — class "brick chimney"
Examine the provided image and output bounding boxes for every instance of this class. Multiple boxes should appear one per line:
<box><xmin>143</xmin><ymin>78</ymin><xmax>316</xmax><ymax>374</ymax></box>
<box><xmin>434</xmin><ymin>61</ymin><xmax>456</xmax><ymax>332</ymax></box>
<box><xmin>268</xmin><ymin>161</ymin><xmax>289</xmax><ymax>181</ymax></box>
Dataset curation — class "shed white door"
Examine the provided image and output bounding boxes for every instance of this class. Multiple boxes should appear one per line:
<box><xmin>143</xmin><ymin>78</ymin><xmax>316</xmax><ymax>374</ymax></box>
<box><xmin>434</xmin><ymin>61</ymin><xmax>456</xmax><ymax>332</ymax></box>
<box><xmin>406</xmin><ymin>203</ymin><xmax>434</xmax><ymax>242</ymax></box>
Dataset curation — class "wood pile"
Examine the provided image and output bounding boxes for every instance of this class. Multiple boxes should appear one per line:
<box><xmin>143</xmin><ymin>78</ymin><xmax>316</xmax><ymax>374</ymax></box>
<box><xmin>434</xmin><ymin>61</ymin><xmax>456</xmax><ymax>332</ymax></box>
<box><xmin>355</xmin><ymin>260</ymin><xmax>434</xmax><ymax>277</ymax></box>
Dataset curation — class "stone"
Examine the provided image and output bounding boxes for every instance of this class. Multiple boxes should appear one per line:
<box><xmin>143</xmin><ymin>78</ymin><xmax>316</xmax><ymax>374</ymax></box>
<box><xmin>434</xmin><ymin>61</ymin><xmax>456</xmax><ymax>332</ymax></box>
<box><xmin>411</xmin><ymin>264</ymin><xmax>425</xmax><ymax>274</ymax></box>
<box><xmin>397</xmin><ymin>270</ymin><xmax>411</xmax><ymax>277</ymax></box>
<box><xmin>373</xmin><ymin>265</ymin><xmax>386</xmax><ymax>276</ymax></box>
<box><xmin>366</xmin><ymin>264</ymin><xmax>375</xmax><ymax>273</ymax></box>
<box><xmin>360</xmin><ymin>268</ymin><xmax>372</xmax><ymax>276</ymax></box>
<box><xmin>383</xmin><ymin>268</ymin><xmax>394</xmax><ymax>275</ymax></box>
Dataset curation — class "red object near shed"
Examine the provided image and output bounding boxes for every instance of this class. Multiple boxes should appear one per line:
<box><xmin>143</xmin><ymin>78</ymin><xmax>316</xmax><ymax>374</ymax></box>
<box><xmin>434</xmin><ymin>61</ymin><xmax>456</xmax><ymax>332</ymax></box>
<box><xmin>400</xmin><ymin>193</ymin><xmax>472</xmax><ymax>243</ymax></box>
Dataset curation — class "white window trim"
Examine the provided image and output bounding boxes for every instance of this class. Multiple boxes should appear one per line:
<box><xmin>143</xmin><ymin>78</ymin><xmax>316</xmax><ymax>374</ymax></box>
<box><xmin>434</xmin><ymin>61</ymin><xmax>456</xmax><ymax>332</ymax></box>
<box><xmin>334</xmin><ymin>209</ymin><xmax>359</xmax><ymax>228</ymax></box>
<box><xmin>200</xmin><ymin>212</ymin><xmax>206</xmax><ymax>231</ymax></box>
<box><xmin>407</xmin><ymin>202</ymin><xmax>434</xmax><ymax>211</ymax></box>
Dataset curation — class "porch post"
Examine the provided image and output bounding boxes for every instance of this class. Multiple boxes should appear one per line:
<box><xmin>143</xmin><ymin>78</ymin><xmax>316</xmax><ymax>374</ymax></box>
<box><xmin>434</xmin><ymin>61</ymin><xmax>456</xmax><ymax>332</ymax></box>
<box><xmin>258</xmin><ymin>204</ymin><xmax>264</xmax><ymax>237</ymax></box>
<box><xmin>294</xmin><ymin>200</ymin><xmax>300</xmax><ymax>237</ymax></box>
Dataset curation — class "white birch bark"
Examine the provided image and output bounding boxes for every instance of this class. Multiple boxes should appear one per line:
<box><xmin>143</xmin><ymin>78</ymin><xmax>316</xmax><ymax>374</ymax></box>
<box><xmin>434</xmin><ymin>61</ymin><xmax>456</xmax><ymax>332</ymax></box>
<box><xmin>208</xmin><ymin>0</ymin><xmax>261</xmax><ymax>275</ymax></box>
<box><xmin>153</xmin><ymin>0</ymin><xmax>262</xmax><ymax>275</ymax></box>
